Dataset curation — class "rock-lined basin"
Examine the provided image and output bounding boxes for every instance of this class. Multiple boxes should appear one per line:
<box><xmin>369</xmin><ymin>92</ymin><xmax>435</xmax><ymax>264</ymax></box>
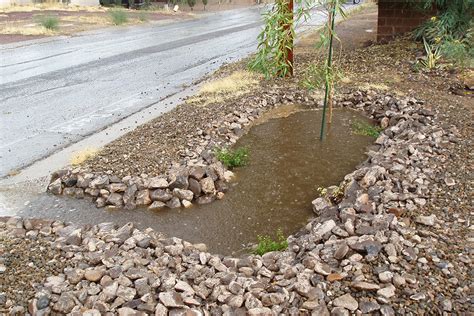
<box><xmin>1</xmin><ymin>91</ymin><xmax>463</xmax><ymax>315</ymax></box>
<box><xmin>28</xmin><ymin>107</ymin><xmax>374</xmax><ymax>255</ymax></box>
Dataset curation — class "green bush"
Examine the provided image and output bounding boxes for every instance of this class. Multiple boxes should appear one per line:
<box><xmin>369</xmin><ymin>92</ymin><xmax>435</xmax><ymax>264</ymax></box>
<box><xmin>352</xmin><ymin>120</ymin><xmax>383</xmax><ymax>138</ymax></box>
<box><xmin>187</xmin><ymin>0</ymin><xmax>196</xmax><ymax>10</ymax></box>
<box><xmin>215</xmin><ymin>147</ymin><xmax>249</xmax><ymax>169</ymax></box>
<box><xmin>254</xmin><ymin>229</ymin><xmax>288</xmax><ymax>256</ymax></box>
<box><xmin>38</xmin><ymin>16</ymin><xmax>59</xmax><ymax>31</ymax></box>
<box><xmin>109</xmin><ymin>9</ymin><xmax>128</xmax><ymax>25</ymax></box>
<box><xmin>440</xmin><ymin>38</ymin><xmax>474</xmax><ymax>69</ymax></box>
<box><xmin>202</xmin><ymin>0</ymin><xmax>208</xmax><ymax>10</ymax></box>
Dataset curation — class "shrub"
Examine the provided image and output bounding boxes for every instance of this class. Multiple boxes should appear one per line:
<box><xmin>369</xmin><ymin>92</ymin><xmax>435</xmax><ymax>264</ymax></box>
<box><xmin>187</xmin><ymin>0</ymin><xmax>196</xmax><ymax>10</ymax></box>
<box><xmin>109</xmin><ymin>9</ymin><xmax>128</xmax><ymax>25</ymax></box>
<box><xmin>202</xmin><ymin>0</ymin><xmax>207</xmax><ymax>10</ymax></box>
<box><xmin>215</xmin><ymin>147</ymin><xmax>249</xmax><ymax>169</ymax></box>
<box><xmin>38</xmin><ymin>16</ymin><xmax>59</xmax><ymax>31</ymax></box>
<box><xmin>440</xmin><ymin>38</ymin><xmax>474</xmax><ymax>69</ymax></box>
<box><xmin>352</xmin><ymin>120</ymin><xmax>383</xmax><ymax>138</ymax></box>
<box><xmin>254</xmin><ymin>229</ymin><xmax>288</xmax><ymax>256</ymax></box>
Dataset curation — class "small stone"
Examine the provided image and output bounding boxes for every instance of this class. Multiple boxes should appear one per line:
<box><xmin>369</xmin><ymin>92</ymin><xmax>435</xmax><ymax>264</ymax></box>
<box><xmin>182</xmin><ymin>200</ymin><xmax>193</xmax><ymax>208</ymax></box>
<box><xmin>159</xmin><ymin>291</ymin><xmax>184</xmax><ymax>308</ymax></box>
<box><xmin>378</xmin><ymin>271</ymin><xmax>393</xmax><ymax>283</ymax></box>
<box><xmin>444</xmin><ymin>178</ymin><xmax>455</xmax><ymax>186</ymax></box>
<box><xmin>351</xmin><ymin>281</ymin><xmax>380</xmax><ymax>291</ymax></box>
<box><xmin>415</xmin><ymin>214</ymin><xmax>436</xmax><ymax>226</ymax></box>
<box><xmin>377</xmin><ymin>284</ymin><xmax>396</xmax><ymax>298</ymax></box>
<box><xmin>333</xmin><ymin>293</ymin><xmax>358</xmax><ymax>311</ymax></box>
<box><xmin>441</xmin><ymin>298</ymin><xmax>452</xmax><ymax>311</ymax></box>
<box><xmin>84</xmin><ymin>269</ymin><xmax>104</xmax><ymax>282</ymax></box>
<box><xmin>36</xmin><ymin>295</ymin><xmax>50</xmax><ymax>310</ymax></box>
<box><xmin>380</xmin><ymin>305</ymin><xmax>395</xmax><ymax>316</ymax></box>
<box><xmin>327</xmin><ymin>273</ymin><xmax>344</xmax><ymax>282</ymax></box>
<box><xmin>334</xmin><ymin>243</ymin><xmax>349</xmax><ymax>260</ymax></box>
<box><xmin>410</xmin><ymin>293</ymin><xmax>426</xmax><ymax>301</ymax></box>
<box><xmin>359</xmin><ymin>300</ymin><xmax>380</xmax><ymax>313</ymax></box>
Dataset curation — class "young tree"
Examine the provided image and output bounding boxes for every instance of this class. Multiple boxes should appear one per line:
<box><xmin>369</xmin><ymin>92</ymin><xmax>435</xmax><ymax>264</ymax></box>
<box><xmin>202</xmin><ymin>0</ymin><xmax>208</xmax><ymax>10</ymax></box>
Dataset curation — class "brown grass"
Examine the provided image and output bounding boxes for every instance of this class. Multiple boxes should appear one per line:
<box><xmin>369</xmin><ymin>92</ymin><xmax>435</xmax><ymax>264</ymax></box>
<box><xmin>187</xmin><ymin>70</ymin><xmax>261</xmax><ymax>106</ymax></box>
<box><xmin>70</xmin><ymin>148</ymin><xmax>99</xmax><ymax>166</ymax></box>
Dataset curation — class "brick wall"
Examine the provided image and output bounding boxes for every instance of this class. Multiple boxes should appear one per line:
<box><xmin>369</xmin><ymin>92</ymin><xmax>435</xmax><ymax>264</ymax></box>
<box><xmin>377</xmin><ymin>0</ymin><xmax>433</xmax><ymax>41</ymax></box>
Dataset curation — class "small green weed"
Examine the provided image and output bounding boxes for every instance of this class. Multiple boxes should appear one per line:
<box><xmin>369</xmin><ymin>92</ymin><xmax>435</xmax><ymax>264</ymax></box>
<box><xmin>109</xmin><ymin>9</ymin><xmax>128</xmax><ymax>25</ymax></box>
<box><xmin>38</xmin><ymin>15</ymin><xmax>59</xmax><ymax>30</ymax></box>
<box><xmin>352</xmin><ymin>120</ymin><xmax>383</xmax><ymax>138</ymax></box>
<box><xmin>215</xmin><ymin>147</ymin><xmax>249</xmax><ymax>169</ymax></box>
<box><xmin>254</xmin><ymin>229</ymin><xmax>288</xmax><ymax>256</ymax></box>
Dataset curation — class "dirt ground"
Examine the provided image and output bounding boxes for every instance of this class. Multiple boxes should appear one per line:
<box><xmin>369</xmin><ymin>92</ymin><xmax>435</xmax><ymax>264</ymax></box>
<box><xmin>0</xmin><ymin>5</ymin><xmax>190</xmax><ymax>44</ymax></box>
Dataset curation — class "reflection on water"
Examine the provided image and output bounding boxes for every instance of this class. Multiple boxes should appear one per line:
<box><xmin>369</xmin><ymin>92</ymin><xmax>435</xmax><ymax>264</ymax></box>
<box><xmin>16</xmin><ymin>108</ymin><xmax>374</xmax><ymax>255</ymax></box>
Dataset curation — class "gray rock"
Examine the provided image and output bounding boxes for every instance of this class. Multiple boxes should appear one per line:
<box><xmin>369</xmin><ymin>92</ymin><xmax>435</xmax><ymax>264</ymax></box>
<box><xmin>107</xmin><ymin>192</ymin><xmax>124</xmax><ymax>207</ymax></box>
<box><xmin>148</xmin><ymin>201</ymin><xmax>166</xmax><ymax>211</ymax></box>
<box><xmin>333</xmin><ymin>293</ymin><xmax>358</xmax><ymax>311</ymax></box>
<box><xmin>166</xmin><ymin>197</ymin><xmax>181</xmax><ymax>208</ymax></box>
<box><xmin>169</xmin><ymin>175</ymin><xmax>189</xmax><ymax>190</ymax></box>
<box><xmin>334</xmin><ymin>243</ymin><xmax>349</xmax><ymax>260</ymax></box>
<box><xmin>311</xmin><ymin>197</ymin><xmax>330</xmax><ymax>214</ymax></box>
<box><xmin>173</xmin><ymin>188</ymin><xmax>194</xmax><ymax>201</ymax></box>
<box><xmin>159</xmin><ymin>291</ymin><xmax>184</xmax><ymax>308</ymax></box>
<box><xmin>150</xmin><ymin>189</ymin><xmax>172</xmax><ymax>202</ymax></box>
<box><xmin>53</xmin><ymin>293</ymin><xmax>75</xmax><ymax>314</ymax></box>
<box><xmin>377</xmin><ymin>284</ymin><xmax>396</xmax><ymax>298</ymax></box>
<box><xmin>359</xmin><ymin>300</ymin><xmax>380</xmax><ymax>313</ymax></box>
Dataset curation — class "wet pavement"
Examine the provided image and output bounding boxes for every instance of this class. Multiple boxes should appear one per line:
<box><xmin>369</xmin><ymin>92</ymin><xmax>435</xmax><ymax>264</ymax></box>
<box><xmin>3</xmin><ymin>108</ymin><xmax>374</xmax><ymax>255</ymax></box>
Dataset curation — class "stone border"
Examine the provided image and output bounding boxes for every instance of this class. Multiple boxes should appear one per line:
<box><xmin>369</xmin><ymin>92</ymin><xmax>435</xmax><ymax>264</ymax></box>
<box><xmin>46</xmin><ymin>89</ymin><xmax>316</xmax><ymax>211</ymax></box>
<box><xmin>2</xmin><ymin>90</ymin><xmax>460</xmax><ymax>314</ymax></box>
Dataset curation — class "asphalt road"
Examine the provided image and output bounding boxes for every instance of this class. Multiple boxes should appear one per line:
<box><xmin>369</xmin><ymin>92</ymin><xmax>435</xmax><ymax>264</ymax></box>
<box><xmin>0</xmin><ymin>4</ymin><xmax>361</xmax><ymax>178</ymax></box>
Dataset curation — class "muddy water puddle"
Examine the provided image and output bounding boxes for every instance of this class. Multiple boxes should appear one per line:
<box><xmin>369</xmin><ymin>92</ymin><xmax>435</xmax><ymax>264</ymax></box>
<box><xmin>13</xmin><ymin>108</ymin><xmax>374</xmax><ymax>255</ymax></box>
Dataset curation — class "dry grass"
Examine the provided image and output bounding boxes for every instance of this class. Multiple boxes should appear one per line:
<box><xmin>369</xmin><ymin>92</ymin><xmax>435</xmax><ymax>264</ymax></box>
<box><xmin>61</xmin><ymin>15</ymin><xmax>110</xmax><ymax>25</ymax></box>
<box><xmin>70</xmin><ymin>148</ymin><xmax>99</xmax><ymax>166</ymax></box>
<box><xmin>0</xmin><ymin>25</ymin><xmax>56</xmax><ymax>35</ymax></box>
<box><xmin>0</xmin><ymin>4</ymin><xmax>105</xmax><ymax>13</ymax></box>
<box><xmin>187</xmin><ymin>70</ymin><xmax>261</xmax><ymax>106</ymax></box>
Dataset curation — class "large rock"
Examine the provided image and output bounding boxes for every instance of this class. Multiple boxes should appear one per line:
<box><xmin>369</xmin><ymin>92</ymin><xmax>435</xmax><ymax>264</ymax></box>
<box><xmin>200</xmin><ymin>177</ymin><xmax>215</xmax><ymax>194</ymax></box>
<box><xmin>311</xmin><ymin>197</ymin><xmax>330</xmax><ymax>214</ymax></box>
<box><xmin>135</xmin><ymin>189</ymin><xmax>151</xmax><ymax>206</ymax></box>
<box><xmin>148</xmin><ymin>177</ymin><xmax>168</xmax><ymax>189</ymax></box>
<box><xmin>173</xmin><ymin>188</ymin><xmax>194</xmax><ymax>201</ymax></box>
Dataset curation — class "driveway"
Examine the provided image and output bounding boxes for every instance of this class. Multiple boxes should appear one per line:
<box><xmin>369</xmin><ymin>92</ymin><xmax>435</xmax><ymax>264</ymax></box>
<box><xmin>0</xmin><ymin>3</ymin><xmax>362</xmax><ymax>179</ymax></box>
